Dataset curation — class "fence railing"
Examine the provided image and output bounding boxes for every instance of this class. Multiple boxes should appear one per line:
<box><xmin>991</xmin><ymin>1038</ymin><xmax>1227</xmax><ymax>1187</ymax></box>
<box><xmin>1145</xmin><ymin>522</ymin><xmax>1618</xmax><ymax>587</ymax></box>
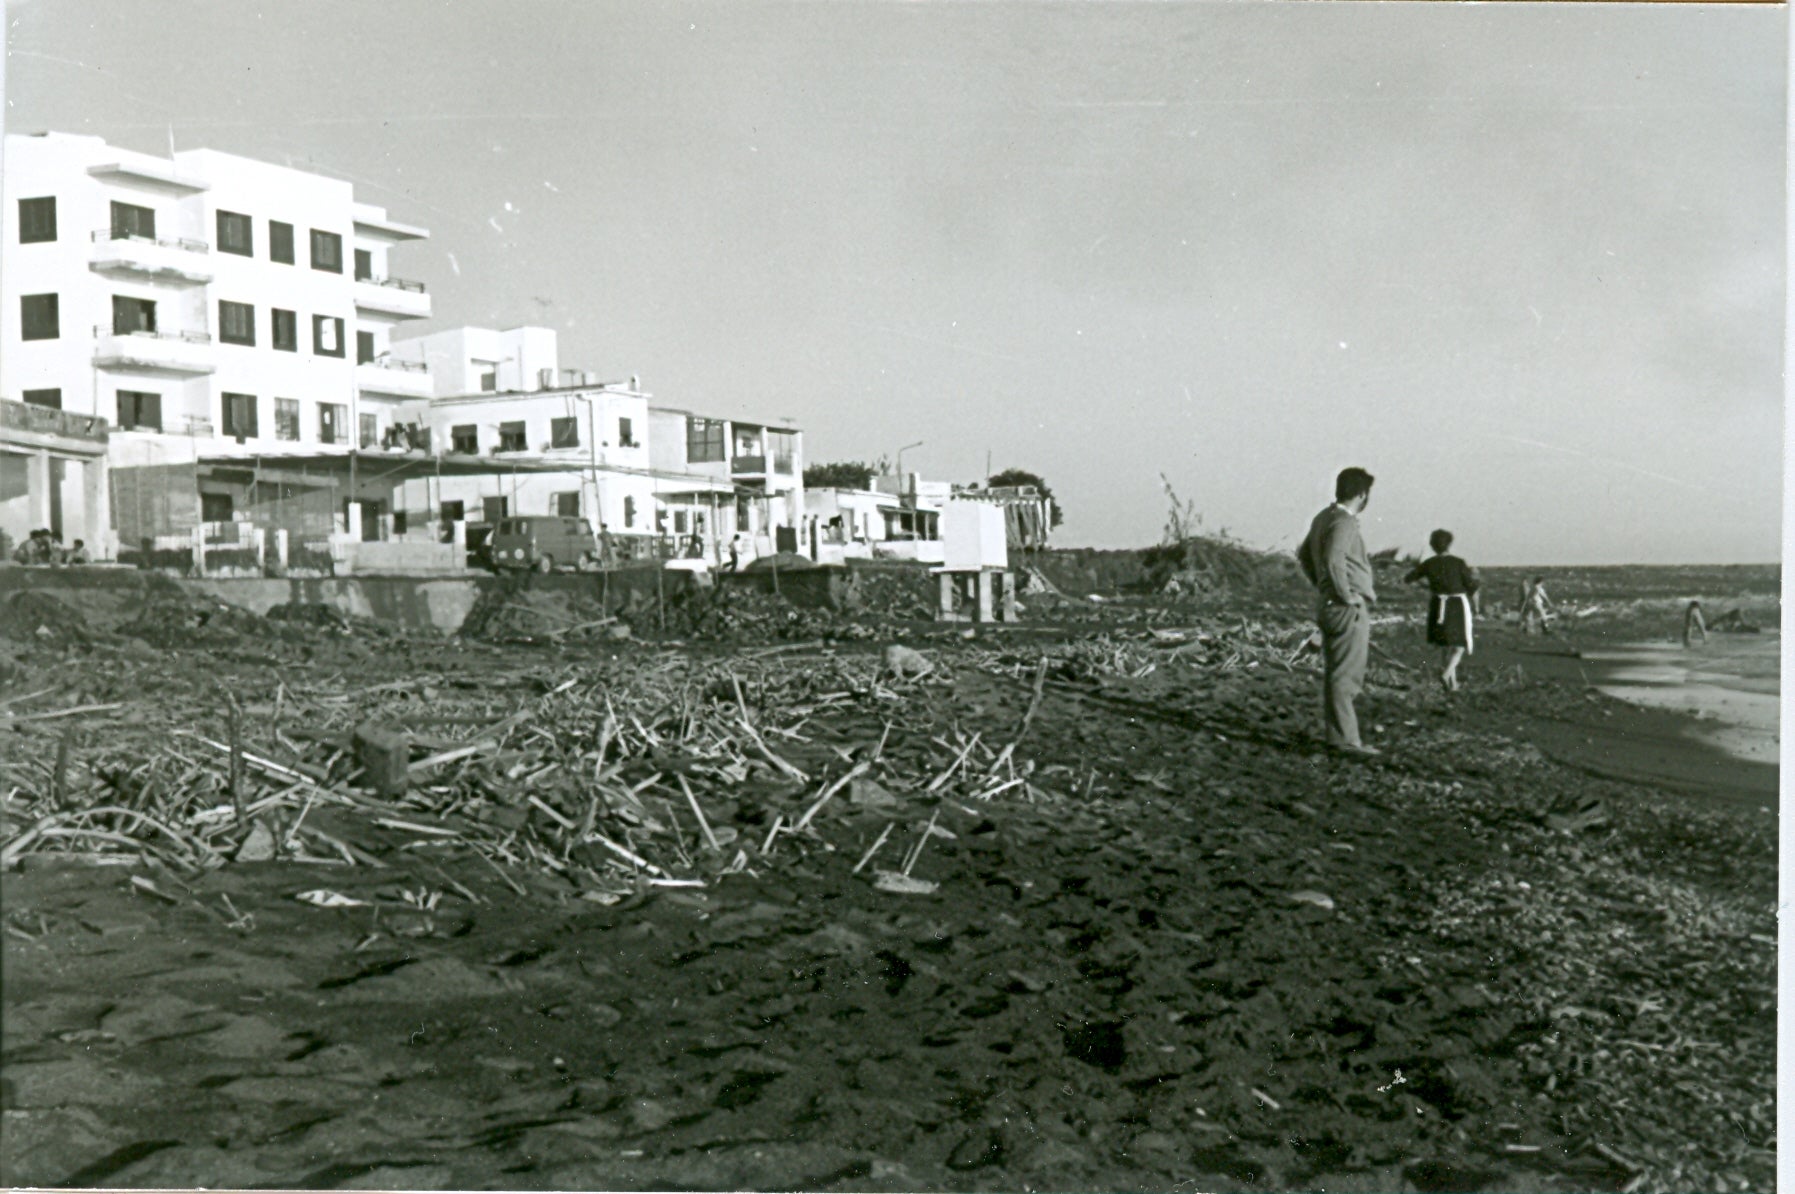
<box><xmin>93</xmin><ymin>325</ymin><xmax>213</xmax><ymax>344</ymax></box>
<box><xmin>365</xmin><ymin>357</ymin><xmax>429</xmax><ymax>372</ymax></box>
<box><xmin>0</xmin><ymin>397</ymin><xmax>109</xmax><ymax>443</ymax></box>
<box><xmin>358</xmin><ymin>275</ymin><xmax>427</xmax><ymax>293</ymax></box>
<box><xmin>91</xmin><ymin>229</ymin><xmax>210</xmax><ymax>253</ymax></box>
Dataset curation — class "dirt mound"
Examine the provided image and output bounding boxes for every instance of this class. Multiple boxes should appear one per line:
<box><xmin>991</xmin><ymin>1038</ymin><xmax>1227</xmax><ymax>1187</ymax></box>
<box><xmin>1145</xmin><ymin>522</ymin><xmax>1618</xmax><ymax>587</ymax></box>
<box><xmin>1141</xmin><ymin>534</ymin><xmax>1307</xmax><ymax>599</ymax></box>
<box><xmin>741</xmin><ymin>551</ymin><xmax>816</xmax><ymax>574</ymax></box>
<box><xmin>842</xmin><ymin>565</ymin><xmax>934</xmax><ymax>619</ymax></box>
<box><xmin>0</xmin><ymin>591</ymin><xmax>89</xmax><ymax>644</ymax></box>
<box><xmin>458</xmin><ymin>587</ymin><xmax>622</xmax><ymax>644</ymax></box>
<box><xmin>265</xmin><ymin>602</ymin><xmax>352</xmax><ymax>632</ymax></box>
<box><xmin>119</xmin><ymin>594</ymin><xmax>287</xmax><ymax>650</ymax></box>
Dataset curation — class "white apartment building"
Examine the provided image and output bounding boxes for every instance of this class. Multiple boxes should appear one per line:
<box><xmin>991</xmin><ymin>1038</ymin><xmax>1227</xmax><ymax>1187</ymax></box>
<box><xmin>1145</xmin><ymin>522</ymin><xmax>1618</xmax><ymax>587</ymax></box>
<box><xmin>647</xmin><ymin>406</ymin><xmax>805</xmax><ymax>559</ymax></box>
<box><xmin>1</xmin><ymin>132</ymin><xmax>434</xmax><ymax>553</ymax></box>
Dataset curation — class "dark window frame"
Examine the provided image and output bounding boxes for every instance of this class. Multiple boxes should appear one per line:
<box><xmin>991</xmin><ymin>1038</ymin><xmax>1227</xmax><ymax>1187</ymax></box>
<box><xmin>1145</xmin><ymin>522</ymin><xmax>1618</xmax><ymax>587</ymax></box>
<box><xmin>117</xmin><ymin>390</ymin><xmax>162</xmax><ymax>431</ymax></box>
<box><xmin>18</xmin><ymin>197</ymin><xmax>56</xmax><ymax>244</ymax></box>
<box><xmin>312</xmin><ymin>314</ymin><xmax>345</xmax><ymax>357</ymax></box>
<box><xmin>450</xmin><ymin>424</ymin><xmax>479</xmax><ymax>454</ymax></box>
<box><xmin>271</xmin><ymin>308</ymin><xmax>298</xmax><ymax>352</ymax></box>
<box><xmin>687</xmin><ymin>416</ymin><xmax>727</xmax><ymax>463</ymax></box>
<box><xmin>618</xmin><ymin>416</ymin><xmax>636</xmax><ymax>447</ymax></box>
<box><xmin>216</xmin><ymin>209</ymin><xmax>253</xmax><ymax>256</ymax></box>
<box><xmin>22</xmin><ymin>293</ymin><xmax>61</xmax><ymax>341</ymax></box>
<box><xmin>318</xmin><ymin>402</ymin><xmax>347</xmax><ymax>445</ymax></box>
<box><xmin>274</xmin><ymin>398</ymin><xmax>301</xmax><ymax>442</ymax></box>
<box><xmin>110</xmin><ymin>201</ymin><xmax>155</xmax><ymax>241</ymax></box>
<box><xmin>220</xmin><ymin>391</ymin><xmax>259</xmax><ymax>441</ymax></box>
<box><xmin>359</xmin><ymin>412</ymin><xmax>378</xmax><ymax>448</ymax></box>
<box><xmin>269</xmin><ymin>221</ymin><xmax>295</xmax><ymax>264</ymax></box>
<box><xmin>219</xmin><ymin>300</ymin><xmax>256</xmax><ymax>347</ymax></box>
<box><xmin>497</xmin><ymin>421</ymin><xmax>527</xmax><ymax>453</ymax></box>
<box><xmin>356</xmin><ymin>330</ymin><xmax>376</xmax><ymax>365</ymax></box>
<box><xmin>554</xmin><ymin>491</ymin><xmax>581</xmax><ymax>518</ymax></box>
<box><xmin>111</xmin><ymin>295</ymin><xmax>156</xmax><ymax>335</ymax></box>
<box><xmin>550</xmin><ymin>417</ymin><xmax>579</xmax><ymax>448</ymax></box>
<box><xmin>354</xmin><ymin>248</ymin><xmax>374</xmax><ymax>281</ymax></box>
<box><xmin>309</xmin><ymin>228</ymin><xmax>343</xmax><ymax>273</ymax></box>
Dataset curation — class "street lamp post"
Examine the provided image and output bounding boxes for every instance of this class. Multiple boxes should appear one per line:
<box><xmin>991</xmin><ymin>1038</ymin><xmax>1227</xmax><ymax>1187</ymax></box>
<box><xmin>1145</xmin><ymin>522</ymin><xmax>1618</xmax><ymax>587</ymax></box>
<box><xmin>895</xmin><ymin>440</ymin><xmax>924</xmax><ymax>493</ymax></box>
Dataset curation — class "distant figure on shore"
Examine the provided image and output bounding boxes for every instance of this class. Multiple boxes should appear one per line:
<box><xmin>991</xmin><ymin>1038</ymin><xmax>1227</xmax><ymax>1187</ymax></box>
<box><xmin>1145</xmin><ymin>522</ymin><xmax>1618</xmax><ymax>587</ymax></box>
<box><xmin>1405</xmin><ymin>529</ymin><xmax>1480</xmax><ymax>691</ymax></box>
<box><xmin>1683</xmin><ymin>600</ymin><xmax>1708</xmax><ymax>647</ymax></box>
<box><xmin>1298</xmin><ymin>467</ymin><xmax>1379</xmax><ymax>757</ymax></box>
<box><xmin>1520</xmin><ymin>576</ymin><xmax>1554</xmax><ymax>635</ymax></box>
<box><xmin>1709</xmin><ymin>609</ymin><xmax>1761</xmax><ymax>634</ymax></box>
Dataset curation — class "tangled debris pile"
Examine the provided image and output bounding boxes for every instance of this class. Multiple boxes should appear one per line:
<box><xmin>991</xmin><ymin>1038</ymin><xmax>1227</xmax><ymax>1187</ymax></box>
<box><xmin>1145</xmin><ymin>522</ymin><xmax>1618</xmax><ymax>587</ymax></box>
<box><xmin>0</xmin><ymin>648</ymin><xmax>1038</xmax><ymax>902</ymax></box>
<box><xmin>0</xmin><ymin>591</ymin><xmax>90</xmax><ymax>645</ymax></box>
<box><xmin>458</xmin><ymin>587</ymin><xmax>627</xmax><ymax>645</ymax></box>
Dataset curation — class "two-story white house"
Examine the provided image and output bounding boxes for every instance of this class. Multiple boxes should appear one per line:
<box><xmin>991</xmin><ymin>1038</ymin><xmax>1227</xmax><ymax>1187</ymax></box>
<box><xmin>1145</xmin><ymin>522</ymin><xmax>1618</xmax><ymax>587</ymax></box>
<box><xmin>647</xmin><ymin>406</ymin><xmax>804</xmax><ymax>560</ymax></box>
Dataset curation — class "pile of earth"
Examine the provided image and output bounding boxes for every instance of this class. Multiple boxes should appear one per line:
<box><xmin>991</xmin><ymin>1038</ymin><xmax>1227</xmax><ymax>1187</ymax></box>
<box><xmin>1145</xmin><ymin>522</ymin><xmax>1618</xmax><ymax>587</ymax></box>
<box><xmin>649</xmin><ymin>582</ymin><xmax>886</xmax><ymax>644</ymax></box>
<box><xmin>1140</xmin><ymin>534</ymin><xmax>1309</xmax><ymax>601</ymax></box>
<box><xmin>740</xmin><ymin>551</ymin><xmax>817</xmax><ymax>574</ymax></box>
<box><xmin>117</xmin><ymin>594</ymin><xmax>297</xmax><ymax>650</ymax></box>
<box><xmin>841</xmin><ymin>564</ymin><xmax>935</xmax><ymax>620</ymax></box>
<box><xmin>264</xmin><ymin>601</ymin><xmax>415</xmax><ymax>643</ymax></box>
<box><xmin>0</xmin><ymin>591</ymin><xmax>90</xmax><ymax>645</ymax></box>
<box><xmin>458</xmin><ymin>587</ymin><xmax>629</xmax><ymax>645</ymax></box>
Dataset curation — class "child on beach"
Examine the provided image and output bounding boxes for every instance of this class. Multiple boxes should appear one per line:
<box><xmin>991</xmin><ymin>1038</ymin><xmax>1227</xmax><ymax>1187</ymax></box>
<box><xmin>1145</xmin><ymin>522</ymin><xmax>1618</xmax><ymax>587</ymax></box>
<box><xmin>1405</xmin><ymin>529</ymin><xmax>1479</xmax><ymax>691</ymax></box>
<box><xmin>1520</xmin><ymin>576</ymin><xmax>1554</xmax><ymax>635</ymax></box>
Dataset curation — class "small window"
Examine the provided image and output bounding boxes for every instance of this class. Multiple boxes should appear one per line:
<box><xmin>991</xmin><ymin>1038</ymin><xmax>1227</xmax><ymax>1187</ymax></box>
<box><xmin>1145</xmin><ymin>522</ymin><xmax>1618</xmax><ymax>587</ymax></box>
<box><xmin>117</xmin><ymin>390</ymin><xmax>161</xmax><ymax>431</ymax></box>
<box><xmin>618</xmin><ymin>416</ymin><xmax>636</xmax><ymax>447</ymax></box>
<box><xmin>356</xmin><ymin>330</ymin><xmax>376</xmax><ymax>364</ymax></box>
<box><xmin>22</xmin><ymin>294</ymin><xmax>60</xmax><ymax>340</ymax></box>
<box><xmin>269</xmin><ymin>221</ymin><xmax>295</xmax><ymax>264</ymax></box>
<box><xmin>111</xmin><ymin>295</ymin><xmax>156</xmax><ymax>335</ymax></box>
<box><xmin>221</xmin><ymin>392</ymin><xmax>258</xmax><ymax>441</ymax></box>
<box><xmin>22</xmin><ymin>388</ymin><xmax>61</xmax><ymax>410</ymax></box>
<box><xmin>393</xmin><ymin>511</ymin><xmax>408</xmax><ymax>535</ymax></box>
<box><xmin>554</xmin><ymin>492</ymin><xmax>581</xmax><ymax>517</ymax></box>
<box><xmin>110</xmin><ymin>201</ymin><xmax>155</xmax><ymax>240</ymax></box>
<box><xmin>482</xmin><ymin>496</ymin><xmax>508</xmax><ymax>525</ymax></box>
<box><xmin>450</xmin><ymin>424</ymin><xmax>478</xmax><ymax>454</ymax></box>
<box><xmin>319</xmin><ymin>402</ymin><xmax>346</xmax><ymax>444</ymax></box>
<box><xmin>18</xmin><ymin>197</ymin><xmax>56</xmax><ymax>244</ymax></box>
<box><xmin>312</xmin><ymin>315</ymin><xmax>344</xmax><ymax>357</ymax></box>
<box><xmin>498</xmin><ymin>421</ymin><xmax>527</xmax><ymax>452</ymax></box>
<box><xmin>479</xmin><ymin>370</ymin><xmax>497</xmax><ymax>393</ymax></box>
<box><xmin>623</xmin><ymin>495</ymin><xmax>636</xmax><ymax>528</ymax></box>
<box><xmin>440</xmin><ymin>500</ymin><xmax>465</xmax><ymax>525</ymax></box>
<box><xmin>354</xmin><ymin>248</ymin><xmax>373</xmax><ymax>281</ymax></box>
<box><xmin>219</xmin><ymin>300</ymin><xmax>255</xmax><ymax>346</ymax></box>
<box><xmin>359</xmin><ymin>412</ymin><xmax>378</xmax><ymax>448</ymax></box>
<box><xmin>309</xmin><ymin>229</ymin><xmax>343</xmax><ymax>273</ymax></box>
<box><xmin>216</xmin><ymin>210</ymin><xmax>253</xmax><ymax>256</ymax></box>
<box><xmin>201</xmin><ymin>493</ymin><xmax>234</xmax><ymax>522</ymax></box>
<box><xmin>673</xmin><ymin>510</ymin><xmax>689</xmax><ymax>534</ymax></box>
<box><xmin>275</xmin><ymin>398</ymin><xmax>300</xmax><ymax>441</ymax></box>
<box><xmin>271</xmin><ymin>308</ymin><xmax>297</xmax><ymax>352</ymax></box>
<box><xmin>550</xmin><ymin>417</ymin><xmax>579</xmax><ymax>448</ymax></box>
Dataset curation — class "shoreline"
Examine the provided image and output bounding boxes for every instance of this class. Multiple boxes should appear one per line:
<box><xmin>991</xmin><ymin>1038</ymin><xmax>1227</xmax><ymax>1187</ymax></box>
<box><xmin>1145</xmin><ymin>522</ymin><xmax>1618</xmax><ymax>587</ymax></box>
<box><xmin>1458</xmin><ymin>627</ymin><xmax>1779</xmax><ymax>813</ymax></box>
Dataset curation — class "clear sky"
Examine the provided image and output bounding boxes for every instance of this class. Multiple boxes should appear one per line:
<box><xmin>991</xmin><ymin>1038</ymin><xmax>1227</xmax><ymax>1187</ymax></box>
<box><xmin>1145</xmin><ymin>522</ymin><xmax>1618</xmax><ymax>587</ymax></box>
<box><xmin>5</xmin><ymin>1</ymin><xmax>1784</xmax><ymax>564</ymax></box>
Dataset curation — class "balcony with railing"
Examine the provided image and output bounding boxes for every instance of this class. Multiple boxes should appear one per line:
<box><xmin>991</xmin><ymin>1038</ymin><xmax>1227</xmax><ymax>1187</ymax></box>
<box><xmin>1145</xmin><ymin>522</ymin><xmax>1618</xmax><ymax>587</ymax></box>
<box><xmin>356</xmin><ymin>355</ymin><xmax>434</xmax><ymax>399</ymax></box>
<box><xmin>88</xmin><ymin>229</ymin><xmax>214</xmax><ymax>284</ymax></box>
<box><xmin>353</xmin><ymin>274</ymin><xmax>432</xmax><ymax>320</ymax></box>
<box><xmin>92</xmin><ymin>325</ymin><xmax>216</xmax><ymax>376</ymax></box>
<box><xmin>0</xmin><ymin>397</ymin><xmax>110</xmax><ymax>448</ymax></box>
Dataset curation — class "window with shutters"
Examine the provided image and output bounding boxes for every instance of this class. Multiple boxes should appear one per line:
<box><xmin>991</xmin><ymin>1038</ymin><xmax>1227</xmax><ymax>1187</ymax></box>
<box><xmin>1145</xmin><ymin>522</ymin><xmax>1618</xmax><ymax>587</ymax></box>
<box><xmin>221</xmin><ymin>392</ymin><xmax>258</xmax><ymax>441</ymax></box>
<box><xmin>18</xmin><ymin>197</ymin><xmax>56</xmax><ymax>244</ymax></box>
<box><xmin>275</xmin><ymin>398</ymin><xmax>301</xmax><ymax>441</ymax></box>
<box><xmin>271</xmin><ymin>308</ymin><xmax>297</xmax><ymax>352</ymax></box>
<box><xmin>451</xmin><ymin>425</ymin><xmax>478</xmax><ymax>454</ymax></box>
<box><xmin>310</xmin><ymin>229</ymin><xmax>343</xmax><ymax>273</ymax></box>
<box><xmin>110</xmin><ymin>201</ymin><xmax>155</xmax><ymax>240</ymax></box>
<box><xmin>312</xmin><ymin>315</ymin><xmax>344</xmax><ymax>357</ymax></box>
<box><xmin>23</xmin><ymin>389</ymin><xmax>61</xmax><ymax>410</ymax></box>
<box><xmin>554</xmin><ymin>492</ymin><xmax>581</xmax><ymax>517</ymax></box>
<box><xmin>111</xmin><ymin>295</ymin><xmax>155</xmax><ymax>335</ymax></box>
<box><xmin>319</xmin><ymin>403</ymin><xmax>347</xmax><ymax>445</ymax></box>
<box><xmin>269</xmin><ymin>221</ymin><xmax>295</xmax><ymax>264</ymax></box>
<box><xmin>623</xmin><ymin>495</ymin><xmax>636</xmax><ymax>528</ymax></box>
<box><xmin>219</xmin><ymin>300</ymin><xmax>255</xmax><ymax>346</ymax></box>
<box><xmin>118</xmin><ymin>390</ymin><xmax>161</xmax><ymax>431</ymax></box>
<box><xmin>216</xmin><ymin>210</ymin><xmax>253</xmax><ymax>256</ymax></box>
<box><xmin>498</xmin><ymin>421</ymin><xmax>527</xmax><ymax>452</ymax></box>
<box><xmin>550</xmin><ymin>417</ymin><xmax>579</xmax><ymax>448</ymax></box>
<box><xmin>22</xmin><ymin>294</ymin><xmax>60</xmax><ymax>340</ymax></box>
<box><xmin>360</xmin><ymin>413</ymin><xmax>378</xmax><ymax>448</ymax></box>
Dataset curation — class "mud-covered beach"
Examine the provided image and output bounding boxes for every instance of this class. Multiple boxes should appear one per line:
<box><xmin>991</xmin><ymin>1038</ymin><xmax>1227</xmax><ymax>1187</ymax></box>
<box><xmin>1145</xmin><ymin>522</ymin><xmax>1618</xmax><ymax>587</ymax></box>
<box><xmin>0</xmin><ymin>557</ymin><xmax>1777</xmax><ymax>1192</ymax></box>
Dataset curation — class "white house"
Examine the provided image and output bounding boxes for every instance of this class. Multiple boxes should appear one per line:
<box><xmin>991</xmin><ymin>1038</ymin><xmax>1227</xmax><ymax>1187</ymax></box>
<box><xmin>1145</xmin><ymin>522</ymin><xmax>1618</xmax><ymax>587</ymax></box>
<box><xmin>647</xmin><ymin>406</ymin><xmax>804</xmax><ymax>561</ymax></box>
<box><xmin>1</xmin><ymin>131</ymin><xmax>434</xmax><ymax>556</ymax></box>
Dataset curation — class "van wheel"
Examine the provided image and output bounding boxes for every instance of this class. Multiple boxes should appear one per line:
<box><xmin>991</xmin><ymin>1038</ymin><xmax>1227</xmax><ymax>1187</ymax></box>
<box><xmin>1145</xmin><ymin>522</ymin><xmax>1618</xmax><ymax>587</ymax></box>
<box><xmin>536</xmin><ymin>554</ymin><xmax>554</xmax><ymax>574</ymax></box>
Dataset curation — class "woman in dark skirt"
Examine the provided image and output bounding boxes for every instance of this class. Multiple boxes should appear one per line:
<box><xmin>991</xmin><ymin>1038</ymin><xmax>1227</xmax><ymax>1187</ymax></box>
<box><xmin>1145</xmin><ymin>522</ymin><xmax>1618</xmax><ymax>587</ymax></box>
<box><xmin>1405</xmin><ymin>529</ymin><xmax>1480</xmax><ymax>690</ymax></box>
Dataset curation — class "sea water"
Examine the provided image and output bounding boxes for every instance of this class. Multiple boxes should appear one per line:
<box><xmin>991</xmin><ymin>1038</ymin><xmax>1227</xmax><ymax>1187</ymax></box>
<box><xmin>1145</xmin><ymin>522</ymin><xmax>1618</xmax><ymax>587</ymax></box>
<box><xmin>1579</xmin><ymin>632</ymin><xmax>1781</xmax><ymax>765</ymax></box>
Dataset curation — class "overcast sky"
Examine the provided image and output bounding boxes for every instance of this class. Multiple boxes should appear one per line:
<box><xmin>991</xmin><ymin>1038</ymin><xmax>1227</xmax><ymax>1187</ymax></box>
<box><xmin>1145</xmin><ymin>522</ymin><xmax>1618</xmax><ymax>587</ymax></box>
<box><xmin>5</xmin><ymin>1</ymin><xmax>1784</xmax><ymax>563</ymax></box>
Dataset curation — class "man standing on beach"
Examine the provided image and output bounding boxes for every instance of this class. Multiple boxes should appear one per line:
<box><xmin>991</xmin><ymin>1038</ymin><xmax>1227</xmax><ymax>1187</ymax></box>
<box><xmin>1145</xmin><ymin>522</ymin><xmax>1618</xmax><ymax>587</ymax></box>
<box><xmin>1298</xmin><ymin>468</ymin><xmax>1379</xmax><ymax>757</ymax></box>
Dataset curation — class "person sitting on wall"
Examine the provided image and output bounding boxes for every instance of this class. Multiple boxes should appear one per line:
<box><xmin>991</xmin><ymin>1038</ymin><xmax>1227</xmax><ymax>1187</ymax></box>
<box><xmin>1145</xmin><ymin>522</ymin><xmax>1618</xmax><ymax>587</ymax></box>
<box><xmin>66</xmin><ymin>539</ymin><xmax>92</xmax><ymax>565</ymax></box>
<box><xmin>12</xmin><ymin>529</ymin><xmax>53</xmax><ymax>565</ymax></box>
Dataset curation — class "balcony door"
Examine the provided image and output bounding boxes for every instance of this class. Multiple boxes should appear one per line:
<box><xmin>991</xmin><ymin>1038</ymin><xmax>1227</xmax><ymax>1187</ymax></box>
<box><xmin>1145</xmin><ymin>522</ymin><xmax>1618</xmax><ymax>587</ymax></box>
<box><xmin>112</xmin><ymin>295</ymin><xmax>157</xmax><ymax>335</ymax></box>
<box><xmin>110</xmin><ymin>201</ymin><xmax>155</xmax><ymax>241</ymax></box>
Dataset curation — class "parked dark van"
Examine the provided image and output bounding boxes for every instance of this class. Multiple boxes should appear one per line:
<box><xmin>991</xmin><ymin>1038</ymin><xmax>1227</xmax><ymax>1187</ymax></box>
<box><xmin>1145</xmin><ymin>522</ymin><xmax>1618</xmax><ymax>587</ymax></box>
<box><xmin>487</xmin><ymin>516</ymin><xmax>599</xmax><ymax>573</ymax></box>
